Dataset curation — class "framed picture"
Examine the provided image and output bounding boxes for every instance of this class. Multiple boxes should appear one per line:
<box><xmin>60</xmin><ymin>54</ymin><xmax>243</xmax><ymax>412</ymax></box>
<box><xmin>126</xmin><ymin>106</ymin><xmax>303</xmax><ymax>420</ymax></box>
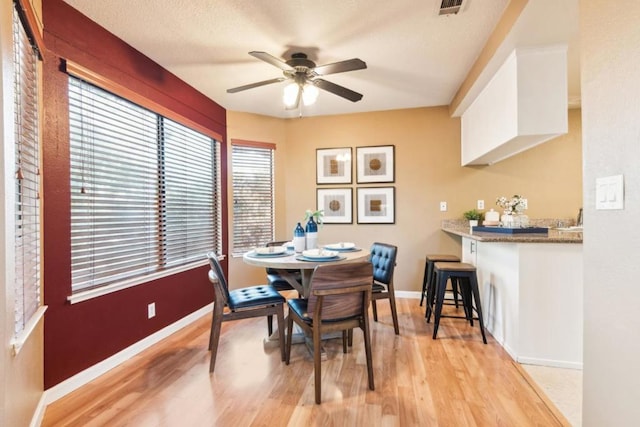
<box><xmin>357</xmin><ymin>187</ymin><xmax>395</xmax><ymax>224</ymax></box>
<box><xmin>316</xmin><ymin>147</ymin><xmax>352</xmax><ymax>184</ymax></box>
<box><xmin>317</xmin><ymin>188</ymin><xmax>352</xmax><ymax>224</ymax></box>
<box><xmin>356</xmin><ymin>145</ymin><xmax>395</xmax><ymax>183</ymax></box>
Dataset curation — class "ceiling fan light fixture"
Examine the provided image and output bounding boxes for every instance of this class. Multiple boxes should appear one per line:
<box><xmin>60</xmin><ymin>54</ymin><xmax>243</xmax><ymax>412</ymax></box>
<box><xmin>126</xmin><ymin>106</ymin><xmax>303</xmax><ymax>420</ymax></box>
<box><xmin>283</xmin><ymin>82</ymin><xmax>299</xmax><ymax>107</ymax></box>
<box><xmin>302</xmin><ymin>84</ymin><xmax>319</xmax><ymax>106</ymax></box>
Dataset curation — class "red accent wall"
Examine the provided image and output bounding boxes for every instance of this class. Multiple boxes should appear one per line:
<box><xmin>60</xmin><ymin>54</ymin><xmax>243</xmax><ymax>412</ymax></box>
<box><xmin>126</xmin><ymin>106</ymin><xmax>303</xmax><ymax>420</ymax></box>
<box><xmin>42</xmin><ymin>0</ymin><xmax>228</xmax><ymax>389</ymax></box>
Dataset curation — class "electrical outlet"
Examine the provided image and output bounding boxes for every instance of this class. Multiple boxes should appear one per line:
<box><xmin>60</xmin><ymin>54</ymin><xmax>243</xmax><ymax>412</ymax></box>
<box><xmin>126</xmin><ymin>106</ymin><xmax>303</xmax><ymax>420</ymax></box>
<box><xmin>439</xmin><ymin>201</ymin><xmax>447</xmax><ymax>211</ymax></box>
<box><xmin>477</xmin><ymin>199</ymin><xmax>485</xmax><ymax>210</ymax></box>
<box><xmin>148</xmin><ymin>302</ymin><xmax>156</xmax><ymax>319</ymax></box>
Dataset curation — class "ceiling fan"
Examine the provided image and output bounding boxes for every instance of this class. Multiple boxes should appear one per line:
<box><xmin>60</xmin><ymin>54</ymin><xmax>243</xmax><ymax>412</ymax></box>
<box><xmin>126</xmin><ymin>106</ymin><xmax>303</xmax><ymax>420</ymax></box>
<box><xmin>227</xmin><ymin>51</ymin><xmax>367</xmax><ymax>109</ymax></box>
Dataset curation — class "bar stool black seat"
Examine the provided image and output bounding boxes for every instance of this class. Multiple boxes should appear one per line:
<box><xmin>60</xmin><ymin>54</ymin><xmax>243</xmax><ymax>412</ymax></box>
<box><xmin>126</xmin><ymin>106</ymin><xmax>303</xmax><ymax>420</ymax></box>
<box><xmin>420</xmin><ymin>254</ymin><xmax>460</xmax><ymax>308</ymax></box>
<box><xmin>427</xmin><ymin>261</ymin><xmax>487</xmax><ymax>344</ymax></box>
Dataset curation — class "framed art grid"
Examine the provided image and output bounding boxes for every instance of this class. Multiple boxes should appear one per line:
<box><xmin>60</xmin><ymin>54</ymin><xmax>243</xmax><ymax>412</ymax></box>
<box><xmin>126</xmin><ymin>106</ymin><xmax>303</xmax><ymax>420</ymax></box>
<box><xmin>357</xmin><ymin>187</ymin><xmax>395</xmax><ymax>224</ymax></box>
<box><xmin>356</xmin><ymin>145</ymin><xmax>395</xmax><ymax>183</ymax></box>
<box><xmin>316</xmin><ymin>147</ymin><xmax>352</xmax><ymax>184</ymax></box>
<box><xmin>317</xmin><ymin>188</ymin><xmax>352</xmax><ymax>224</ymax></box>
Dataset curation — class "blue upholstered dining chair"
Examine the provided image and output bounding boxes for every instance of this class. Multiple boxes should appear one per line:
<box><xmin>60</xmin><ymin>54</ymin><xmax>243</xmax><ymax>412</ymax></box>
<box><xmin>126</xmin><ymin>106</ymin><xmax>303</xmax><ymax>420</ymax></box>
<box><xmin>206</xmin><ymin>252</ymin><xmax>286</xmax><ymax>373</ymax></box>
<box><xmin>369</xmin><ymin>242</ymin><xmax>399</xmax><ymax>335</ymax></box>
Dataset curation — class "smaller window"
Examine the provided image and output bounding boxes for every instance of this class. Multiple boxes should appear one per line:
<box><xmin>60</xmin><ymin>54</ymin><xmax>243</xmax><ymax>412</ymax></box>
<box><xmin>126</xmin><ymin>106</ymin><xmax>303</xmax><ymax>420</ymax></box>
<box><xmin>13</xmin><ymin>1</ymin><xmax>42</xmax><ymax>338</ymax></box>
<box><xmin>232</xmin><ymin>141</ymin><xmax>275</xmax><ymax>255</ymax></box>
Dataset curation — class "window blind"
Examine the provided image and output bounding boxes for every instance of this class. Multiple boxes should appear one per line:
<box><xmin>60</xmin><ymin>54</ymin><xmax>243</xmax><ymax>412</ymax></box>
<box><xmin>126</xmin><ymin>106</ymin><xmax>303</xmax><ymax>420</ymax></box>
<box><xmin>162</xmin><ymin>118</ymin><xmax>221</xmax><ymax>267</ymax></box>
<box><xmin>232</xmin><ymin>143</ymin><xmax>274</xmax><ymax>255</ymax></box>
<box><xmin>69</xmin><ymin>77</ymin><xmax>221</xmax><ymax>292</ymax></box>
<box><xmin>13</xmin><ymin>2</ymin><xmax>41</xmax><ymax>337</ymax></box>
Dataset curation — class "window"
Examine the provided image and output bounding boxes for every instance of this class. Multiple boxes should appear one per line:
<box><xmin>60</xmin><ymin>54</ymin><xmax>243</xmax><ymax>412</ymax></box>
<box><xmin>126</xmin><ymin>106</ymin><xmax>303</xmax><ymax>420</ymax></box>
<box><xmin>13</xmin><ymin>1</ymin><xmax>42</xmax><ymax>342</ymax></box>
<box><xmin>232</xmin><ymin>141</ymin><xmax>275</xmax><ymax>255</ymax></box>
<box><xmin>68</xmin><ymin>77</ymin><xmax>221</xmax><ymax>293</ymax></box>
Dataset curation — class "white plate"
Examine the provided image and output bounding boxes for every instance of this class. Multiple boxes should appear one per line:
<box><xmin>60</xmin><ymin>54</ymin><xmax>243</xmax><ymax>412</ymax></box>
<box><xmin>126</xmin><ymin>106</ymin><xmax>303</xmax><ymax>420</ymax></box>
<box><xmin>254</xmin><ymin>246</ymin><xmax>286</xmax><ymax>255</ymax></box>
<box><xmin>302</xmin><ymin>249</ymin><xmax>339</xmax><ymax>259</ymax></box>
<box><xmin>324</xmin><ymin>242</ymin><xmax>356</xmax><ymax>250</ymax></box>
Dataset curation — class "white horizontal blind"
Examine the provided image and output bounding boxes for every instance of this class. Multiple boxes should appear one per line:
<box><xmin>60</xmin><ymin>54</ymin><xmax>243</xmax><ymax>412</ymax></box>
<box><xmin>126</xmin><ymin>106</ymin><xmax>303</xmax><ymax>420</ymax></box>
<box><xmin>69</xmin><ymin>77</ymin><xmax>221</xmax><ymax>292</ymax></box>
<box><xmin>13</xmin><ymin>4</ymin><xmax>41</xmax><ymax>336</ymax></box>
<box><xmin>162</xmin><ymin>118</ymin><xmax>220</xmax><ymax>267</ymax></box>
<box><xmin>232</xmin><ymin>144</ymin><xmax>274</xmax><ymax>255</ymax></box>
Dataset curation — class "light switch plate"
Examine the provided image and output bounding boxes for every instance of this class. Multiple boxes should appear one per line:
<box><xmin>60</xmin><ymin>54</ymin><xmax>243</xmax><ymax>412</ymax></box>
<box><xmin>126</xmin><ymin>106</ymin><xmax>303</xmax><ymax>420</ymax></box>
<box><xmin>596</xmin><ymin>174</ymin><xmax>624</xmax><ymax>210</ymax></box>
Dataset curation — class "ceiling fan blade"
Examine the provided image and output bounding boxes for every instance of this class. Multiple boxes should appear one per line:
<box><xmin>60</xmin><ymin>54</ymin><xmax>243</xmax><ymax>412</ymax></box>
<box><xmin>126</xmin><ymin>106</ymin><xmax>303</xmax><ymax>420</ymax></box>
<box><xmin>313</xmin><ymin>79</ymin><xmax>363</xmax><ymax>102</ymax></box>
<box><xmin>313</xmin><ymin>58</ymin><xmax>367</xmax><ymax>76</ymax></box>
<box><xmin>227</xmin><ymin>77</ymin><xmax>286</xmax><ymax>93</ymax></box>
<box><xmin>249</xmin><ymin>51</ymin><xmax>294</xmax><ymax>71</ymax></box>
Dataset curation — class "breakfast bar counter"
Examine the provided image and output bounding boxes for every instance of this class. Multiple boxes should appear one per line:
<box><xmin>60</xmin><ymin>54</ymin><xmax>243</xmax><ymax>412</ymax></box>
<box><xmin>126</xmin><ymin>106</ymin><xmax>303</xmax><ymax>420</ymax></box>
<box><xmin>441</xmin><ymin>221</ymin><xmax>583</xmax><ymax>244</ymax></box>
<box><xmin>442</xmin><ymin>220</ymin><xmax>583</xmax><ymax>370</ymax></box>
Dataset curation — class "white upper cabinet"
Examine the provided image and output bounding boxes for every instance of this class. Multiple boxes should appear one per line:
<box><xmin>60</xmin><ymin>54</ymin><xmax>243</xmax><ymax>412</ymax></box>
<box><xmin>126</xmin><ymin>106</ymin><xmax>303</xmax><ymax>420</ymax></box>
<box><xmin>461</xmin><ymin>45</ymin><xmax>568</xmax><ymax>166</ymax></box>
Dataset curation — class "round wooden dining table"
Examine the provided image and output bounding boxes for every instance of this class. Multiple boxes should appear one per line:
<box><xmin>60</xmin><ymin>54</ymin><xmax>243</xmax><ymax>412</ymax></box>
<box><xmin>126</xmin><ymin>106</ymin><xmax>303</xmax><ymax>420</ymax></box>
<box><xmin>242</xmin><ymin>246</ymin><xmax>370</xmax><ymax>298</ymax></box>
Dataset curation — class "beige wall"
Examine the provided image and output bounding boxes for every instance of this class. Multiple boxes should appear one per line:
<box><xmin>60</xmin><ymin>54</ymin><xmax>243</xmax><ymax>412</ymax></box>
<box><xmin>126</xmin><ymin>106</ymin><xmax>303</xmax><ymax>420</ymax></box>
<box><xmin>227</xmin><ymin>107</ymin><xmax>582</xmax><ymax>292</ymax></box>
<box><xmin>580</xmin><ymin>0</ymin><xmax>640</xmax><ymax>424</ymax></box>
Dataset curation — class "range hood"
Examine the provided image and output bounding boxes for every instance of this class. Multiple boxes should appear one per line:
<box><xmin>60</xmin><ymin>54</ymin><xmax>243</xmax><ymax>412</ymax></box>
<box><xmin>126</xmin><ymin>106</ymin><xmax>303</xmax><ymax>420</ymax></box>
<box><xmin>461</xmin><ymin>46</ymin><xmax>568</xmax><ymax>166</ymax></box>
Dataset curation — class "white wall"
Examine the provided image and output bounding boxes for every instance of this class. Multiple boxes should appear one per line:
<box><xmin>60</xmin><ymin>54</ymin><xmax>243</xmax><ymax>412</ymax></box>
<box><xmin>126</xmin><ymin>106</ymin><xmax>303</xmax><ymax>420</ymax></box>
<box><xmin>581</xmin><ymin>0</ymin><xmax>640</xmax><ymax>424</ymax></box>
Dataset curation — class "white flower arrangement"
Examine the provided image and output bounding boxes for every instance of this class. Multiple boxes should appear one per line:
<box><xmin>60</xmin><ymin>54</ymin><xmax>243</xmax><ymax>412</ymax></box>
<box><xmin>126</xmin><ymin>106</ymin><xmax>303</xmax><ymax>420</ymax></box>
<box><xmin>496</xmin><ymin>195</ymin><xmax>526</xmax><ymax>215</ymax></box>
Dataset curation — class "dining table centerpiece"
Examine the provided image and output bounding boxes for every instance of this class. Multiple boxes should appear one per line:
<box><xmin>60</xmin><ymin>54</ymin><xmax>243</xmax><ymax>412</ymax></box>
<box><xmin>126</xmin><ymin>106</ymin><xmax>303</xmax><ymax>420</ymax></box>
<box><xmin>303</xmin><ymin>209</ymin><xmax>324</xmax><ymax>249</ymax></box>
<box><xmin>496</xmin><ymin>195</ymin><xmax>528</xmax><ymax>228</ymax></box>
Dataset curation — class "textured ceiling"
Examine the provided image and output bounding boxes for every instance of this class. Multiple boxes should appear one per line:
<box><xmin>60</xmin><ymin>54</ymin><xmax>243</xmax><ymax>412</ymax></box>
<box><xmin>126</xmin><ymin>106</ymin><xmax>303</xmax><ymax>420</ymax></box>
<box><xmin>62</xmin><ymin>0</ymin><xmax>578</xmax><ymax>119</ymax></box>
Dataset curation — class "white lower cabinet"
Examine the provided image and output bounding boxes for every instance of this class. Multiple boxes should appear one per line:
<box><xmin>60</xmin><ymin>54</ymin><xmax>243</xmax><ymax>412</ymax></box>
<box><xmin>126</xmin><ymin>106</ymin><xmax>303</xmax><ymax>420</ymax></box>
<box><xmin>463</xmin><ymin>238</ymin><xmax>583</xmax><ymax>369</ymax></box>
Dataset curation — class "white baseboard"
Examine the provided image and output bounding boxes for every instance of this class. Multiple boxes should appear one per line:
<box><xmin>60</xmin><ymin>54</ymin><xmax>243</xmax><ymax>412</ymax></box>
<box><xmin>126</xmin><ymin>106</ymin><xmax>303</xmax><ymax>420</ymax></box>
<box><xmin>517</xmin><ymin>356</ymin><xmax>583</xmax><ymax>370</ymax></box>
<box><xmin>29</xmin><ymin>392</ymin><xmax>48</xmax><ymax>427</ymax></box>
<box><xmin>396</xmin><ymin>290</ymin><xmax>421</xmax><ymax>299</ymax></box>
<box><xmin>42</xmin><ymin>304</ymin><xmax>213</xmax><ymax>406</ymax></box>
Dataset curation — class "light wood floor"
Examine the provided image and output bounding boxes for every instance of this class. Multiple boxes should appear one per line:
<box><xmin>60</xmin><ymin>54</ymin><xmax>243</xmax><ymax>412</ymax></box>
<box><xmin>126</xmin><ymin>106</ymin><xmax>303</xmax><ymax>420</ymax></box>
<box><xmin>42</xmin><ymin>297</ymin><xmax>569</xmax><ymax>426</ymax></box>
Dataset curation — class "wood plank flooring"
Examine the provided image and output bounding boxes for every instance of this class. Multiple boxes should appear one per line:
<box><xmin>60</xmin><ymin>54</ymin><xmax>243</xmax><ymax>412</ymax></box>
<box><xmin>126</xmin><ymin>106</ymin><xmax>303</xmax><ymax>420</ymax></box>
<box><xmin>42</xmin><ymin>296</ymin><xmax>569</xmax><ymax>426</ymax></box>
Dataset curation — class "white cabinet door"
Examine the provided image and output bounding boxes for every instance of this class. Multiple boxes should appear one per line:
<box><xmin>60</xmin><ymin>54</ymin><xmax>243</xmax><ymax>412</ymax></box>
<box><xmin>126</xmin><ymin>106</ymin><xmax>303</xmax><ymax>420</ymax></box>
<box><xmin>461</xmin><ymin>237</ymin><xmax>478</xmax><ymax>265</ymax></box>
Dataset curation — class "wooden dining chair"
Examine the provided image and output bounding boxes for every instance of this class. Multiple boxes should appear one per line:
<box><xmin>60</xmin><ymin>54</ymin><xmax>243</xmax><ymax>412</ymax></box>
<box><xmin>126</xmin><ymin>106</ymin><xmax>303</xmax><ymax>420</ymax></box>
<box><xmin>206</xmin><ymin>252</ymin><xmax>286</xmax><ymax>373</ymax></box>
<box><xmin>285</xmin><ymin>261</ymin><xmax>375</xmax><ymax>404</ymax></box>
<box><xmin>369</xmin><ymin>242</ymin><xmax>400</xmax><ymax>335</ymax></box>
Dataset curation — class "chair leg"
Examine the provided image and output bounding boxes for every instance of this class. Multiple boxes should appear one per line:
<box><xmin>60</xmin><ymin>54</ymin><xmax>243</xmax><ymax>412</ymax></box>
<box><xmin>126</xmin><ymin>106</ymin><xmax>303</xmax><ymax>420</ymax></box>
<box><xmin>209</xmin><ymin>305</ymin><xmax>224</xmax><ymax>373</ymax></box>
<box><xmin>285</xmin><ymin>313</ymin><xmax>294</xmax><ymax>365</ymax></box>
<box><xmin>313</xmin><ymin>325</ymin><xmax>322</xmax><ymax>404</ymax></box>
<box><xmin>451</xmin><ymin>278</ymin><xmax>460</xmax><ymax>308</ymax></box>
<box><xmin>342</xmin><ymin>331</ymin><xmax>348</xmax><ymax>353</ymax></box>
<box><xmin>420</xmin><ymin>260</ymin><xmax>430</xmax><ymax>306</ymax></box>
<box><xmin>432</xmin><ymin>271</ymin><xmax>448</xmax><ymax>340</ymax></box>
<box><xmin>388</xmin><ymin>290</ymin><xmax>400</xmax><ymax>335</ymax></box>
<box><xmin>470</xmin><ymin>275</ymin><xmax>488</xmax><ymax>344</ymax></box>
<box><xmin>276</xmin><ymin>305</ymin><xmax>286</xmax><ymax>361</ymax></box>
<box><xmin>361</xmin><ymin>317</ymin><xmax>375</xmax><ymax>391</ymax></box>
<box><xmin>348</xmin><ymin>329</ymin><xmax>353</xmax><ymax>347</ymax></box>
<box><xmin>372</xmin><ymin>300</ymin><xmax>378</xmax><ymax>322</ymax></box>
<box><xmin>267</xmin><ymin>314</ymin><xmax>273</xmax><ymax>337</ymax></box>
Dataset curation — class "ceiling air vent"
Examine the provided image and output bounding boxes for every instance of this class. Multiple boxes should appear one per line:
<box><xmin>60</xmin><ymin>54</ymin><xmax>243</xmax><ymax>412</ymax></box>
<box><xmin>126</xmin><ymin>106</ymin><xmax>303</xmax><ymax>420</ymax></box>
<box><xmin>439</xmin><ymin>0</ymin><xmax>464</xmax><ymax>15</ymax></box>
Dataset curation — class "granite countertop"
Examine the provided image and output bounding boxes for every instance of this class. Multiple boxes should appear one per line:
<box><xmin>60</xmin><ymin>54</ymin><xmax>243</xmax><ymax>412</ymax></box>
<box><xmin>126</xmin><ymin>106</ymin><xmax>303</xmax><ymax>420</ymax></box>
<box><xmin>442</xmin><ymin>219</ymin><xmax>583</xmax><ymax>244</ymax></box>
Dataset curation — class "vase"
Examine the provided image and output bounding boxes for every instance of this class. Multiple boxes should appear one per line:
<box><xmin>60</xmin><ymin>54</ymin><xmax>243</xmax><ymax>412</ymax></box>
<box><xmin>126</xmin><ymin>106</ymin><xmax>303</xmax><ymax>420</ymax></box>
<box><xmin>305</xmin><ymin>217</ymin><xmax>318</xmax><ymax>249</ymax></box>
<box><xmin>293</xmin><ymin>222</ymin><xmax>305</xmax><ymax>253</ymax></box>
<box><xmin>501</xmin><ymin>213</ymin><xmax>515</xmax><ymax>228</ymax></box>
<box><xmin>469</xmin><ymin>219</ymin><xmax>478</xmax><ymax>233</ymax></box>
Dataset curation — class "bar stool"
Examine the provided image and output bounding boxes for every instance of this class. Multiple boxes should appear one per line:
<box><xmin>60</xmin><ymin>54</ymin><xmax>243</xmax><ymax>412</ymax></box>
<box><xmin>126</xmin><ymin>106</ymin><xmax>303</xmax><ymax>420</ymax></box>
<box><xmin>428</xmin><ymin>262</ymin><xmax>487</xmax><ymax>344</ymax></box>
<box><xmin>420</xmin><ymin>254</ymin><xmax>460</xmax><ymax>309</ymax></box>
